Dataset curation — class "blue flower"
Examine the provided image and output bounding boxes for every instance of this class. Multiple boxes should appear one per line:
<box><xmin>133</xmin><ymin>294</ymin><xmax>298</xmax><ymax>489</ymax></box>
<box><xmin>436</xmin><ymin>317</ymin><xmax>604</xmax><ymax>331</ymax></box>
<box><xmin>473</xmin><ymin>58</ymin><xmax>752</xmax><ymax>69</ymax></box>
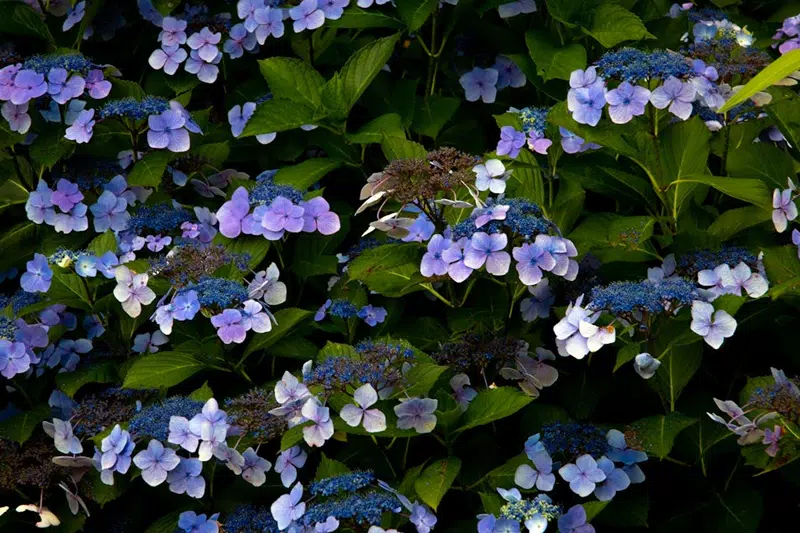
<box><xmin>271</xmin><ymin>482</ymin><xmax>306</xmax><ymax>530</ymax></box>
<box><xmin>241</xmin><ymin>447</ymin><xmax>271</xmax><ymax>487</ymax></box>
<box><xmin>593</xmin><ymin>457</ymin><xmax>630</xmax><ymax>501</ymax></box>
<box><xmin>567</xmin><ymin>84</ymin><xmax>606</xmax><ymax>126</ymax></box>
<box><xmin>96</xmin><ymin>424</ymin><xmax>135</xmax><ymax>485</ymax></box>
<box><xmin>178</xmin><ymin>511</ymin><xmax>220</xmax><ymax>533</ymax></box>
<box><xmin>357</xmin><ymin>305</ymin><xmax>387</xmax><ymax>327</ymax></box>
<box><xmin>460</xmin><ymin>67</ymin><xmax>499</xmax><ymax>103</ymax></box>
<box><xmin>557</xmin><ymin>505</ymin><xmax>594</xmax><ymax>533</ymax></box>
<box><xmin>20</xmin><ymin>253</ymin><xmax>52</xmax><ymax>293</ymax></box>
<box><xmin>493</xmin><ymin>56</ymin><xmax>526</xmax><ymax>89</ymax></box>
<box><xmin>132</xmin><ymin>439</ymin><xmax>180</xmax><ymax>486</ymax></box>
<box><xmin>167</xmin><ymin>457</ymin><xmax>206</xmax><ymax>498</ymax></box>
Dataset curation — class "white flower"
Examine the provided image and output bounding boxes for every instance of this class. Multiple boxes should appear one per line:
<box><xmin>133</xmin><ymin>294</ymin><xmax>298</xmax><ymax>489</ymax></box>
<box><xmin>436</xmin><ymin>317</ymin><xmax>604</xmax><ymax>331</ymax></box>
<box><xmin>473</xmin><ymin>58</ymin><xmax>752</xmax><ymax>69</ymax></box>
<box><xmin>112</xmin><ymin>266</ymin><xmax>156</xmax><ymax>318</ymax></box>
<box><xmin>473</xmin><ymin>159</ymin><xmax>511</xmax><ymax>194</ymax></box>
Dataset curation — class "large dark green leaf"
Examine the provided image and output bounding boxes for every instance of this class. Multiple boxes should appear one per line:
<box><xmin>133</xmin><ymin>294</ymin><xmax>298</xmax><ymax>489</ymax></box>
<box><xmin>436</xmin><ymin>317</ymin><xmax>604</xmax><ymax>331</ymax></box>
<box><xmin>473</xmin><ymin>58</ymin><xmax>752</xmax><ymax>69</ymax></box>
<box><xmin>630</xmin><ymin>412</ymin><xmax>697</xmax><ymax>459</ymax></box>
<box><xmin>243</xmin><ymin>308</ymin><xmax>313</xmax><ymax>357</ymax></box>
<box><xmin>258</xmin><ymin>57</ymin><xmax>326</xmax><ymax>109</ymax></box>
<box><xmin>414</xmin><ymin>457</ymin><xmax>461</xmax><ymax>511</ymax></box>
<box><xmin>525</xmin><ymin>30</ymin><xmax>587</xmax><ymax>81</ymax></box>
<box><xmin>123</xmin><ymin>352</ymin><xmax>207</xmax><ymax>389</ymax></box>
<box><xmin>274</xmin><ymin>158</ymin><xmax>340</xmax><ymax>189</ymax></box>
<box><xmin>242</xmin><ymin>99</ymin><xmax>318</xmax><ymax>136</ymax></box>
<box><xmin>456</xmin><ymin>387</ymin><xmax>533</xmax><ymax>433</ymax></box>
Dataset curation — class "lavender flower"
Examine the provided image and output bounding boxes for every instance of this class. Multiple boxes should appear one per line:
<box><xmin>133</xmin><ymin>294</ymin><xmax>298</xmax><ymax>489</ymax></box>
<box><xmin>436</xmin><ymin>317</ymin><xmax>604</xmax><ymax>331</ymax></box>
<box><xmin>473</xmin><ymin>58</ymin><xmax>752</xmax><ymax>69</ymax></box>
<box><xmin>460</xmin><ymin>67</ymin><xmax>499</xmax><ymax>103</ymax></box>
<box><xmin>2</xmin><ymin>102</ymin><xmax>31</xmax><ymax>134</ymax></box>
<box><xmin>496</xmin><ymin>126</ymin><xmax>526</xmax><ymax>158</ymax></box>
<box><xmin>772</xmin><ymin>188</ymin><xmax>797</xmax><ymax>232</ymax></box>
<box><xmin>133</xmin><ymin>439</ymin><xmax>180</xmax><ymax>487</ymax></box>
<box><xmin>167</xmin><ymin>457</ymin><xmax>206</xmax><ymax>497</ymax></box>
<box><xmin>211</xmin><ymin>309</ymin><xmax>247</xmax><ymax>344</ymax></box>
<box><xmin>650</xmin><ymin>76</ymin><xmax>695</xmax><ymax>120</ymax></box>
<box><xmin>301</xmin><ymin>398</ymin><xmax>334</xmax><ymax>447</ymax></box>
<box><xmin>465</xmin><ymin>232</ymin><xmax>510</xmax><ymax>275</ymax></box>
<box><xmin>271</xmin><ymin>483</ymin><xmax>306</xmax><ymax>530</ymax></box>
<box><xmin>300</xmin><ymin>197</ymin><xmax>340</xmax><ymax>235</ymax></box>
<box><xmin>690</xmin><ymin>301</ymin><xmax>736</xmax><ymax>349</ymax></box>
<box><xmin>64</xmin><ymin>108</ymin><xmax>95</xmax><ymax>143</ymax></box>
<box><xmin>148</xmin><ymin>109</ymin><xmax>190</xmax><ymax>152</ymax></box>
<box><xmin>420</xmin><ymin>234</ymin><xmax>453</xmax><ymax>277</ymax></box>
<box><xmin>21</xmin><ymin>253</ymin><xmax>52</xmax><ymax>293</ymax></box>
<box><xmin>253</xmin><ymin>7</ymin><xmax>284</xmax><ymax>43</ymax></box>
<box><xmin>358</xmin><ymin>304</ymin><xmax>387</xmax><ymax>327</ymax></box>
<box><xmin>149</xmin><ymin>45</ymin><xmax>188</xmax><ymax>75</ymax></box>
<box><xmin>159</xmin><ymin>17</ymin><xmax>188</xmax><ymax>47</ymax></box>
<box><xmin>394</xmin><ymin>397</ymin><xmax>437</xmax><ymax>433</ymax></box>
<box><xmin>187</xmin><ymin>27</ymin><xmax>222</xmax><ymax>62</ymax></box>
<box><xmin>558</xmin><ymin>454</ymin><xmax>606</xmax><ymax>497</ymax></box>
<box><xmin>567</xmin><ymin>84</ymin><xmax>606</xmax><ymax>126</ymax></box>
<box><xmin>605</xmin><ymin>81</ymin><xmax>650</xmax><ymax>124</ymax></box>
<box><xmin>290</xmin><ymin>0</ymin><xmax>325</xmax><ymax>32</ymax></box>
<box><xmin>340</xmin><ymin>384</ymin><xmax>387</xmax><ymax>433</ymax></box>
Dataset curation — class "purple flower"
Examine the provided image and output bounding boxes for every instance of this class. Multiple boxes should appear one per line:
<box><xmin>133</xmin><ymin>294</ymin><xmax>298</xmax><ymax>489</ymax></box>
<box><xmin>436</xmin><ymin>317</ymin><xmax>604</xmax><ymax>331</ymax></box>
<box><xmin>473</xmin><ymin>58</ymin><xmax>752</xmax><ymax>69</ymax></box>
<box><xmin>559</xmin><ymin>454</ymin><xmax>606</xmax><ymax>497</ymax></box>
<box><xmin>145</xmin><ymin>234</ymin><xmax>172</xmax><ymax>252</ymax></box>
<box><xmin>253</xmin><ymin>7</ymin><xmax>284</xmax><ymax>43</ymax></box>
<box><xmin>493</xmin><ymin>55</ymin><xmax>526</xmax><ymax>89</ymax></box>
<box><xmin>21</xmin><ymin>253</ymin><xmax>52</xmax><ymax>293</ymax></box>
<box><xmin>442</xmin><ymin>237</ymin><xmax>474</xmax><ymax>283</ymax></box>
<box><xmin>211</xmin><ymin>309</ymin><xmax>248</xmax><ymax>344</ymax></box>
<box><xmin>2</xmin><ymin>101</ymin><xmax>31</xmax><ymax>134</ymax></box>
<box><xmin>420</xmin><ymin>234</ymin><xmax>453</xmax><ymax>277</ymax></box>
<box><xmin>83</xmin><ymin>314</ymin><xmax>106</xmax><ymax>338</ymax></box>
<box><xmin>149</xmin><ymin>45</ymin><xmax>188</xmax><ymax>75</ymax></box>
<box><xmin>301</xmin><ymin>398</ymin><xmax>334</xmax><ymax>447</ymax></box>
<box><xmin>51</xmin><ymin>179</ymin><xmax>84</xmax><ymax>212</ymax></box>
<box><xmin>85</xmin><ymin>69</ymin><xmax>111</xmax><ymax>99</ymax></box>
<box><xmin>9</xmin><ymin>69</ymin><xmax>47</xmax><ymax>105</ymax></box>
<box><xmin>238</xmin><ymin>0</ymin><xmax>263</xmax><ymax>30</ymax></box>
<box><xmin>90</xmin><ymin>190</ymin><xmax>129</xmax><ymax>232</ymax></box>
<box><xmin>527</xmin><ymin>130</ymin><xmax>553</xmax><ymax>155</ymax></box>
<box><xmin>263</xmin><ymin>196</ymin><xmax>305</xmax><ymax>233</ymax></box>
<box><xmin>605</xmin><ymin>81</ymin><xmax>650</xmax><ymax>124</ymax></box>
<box><xmin>513</xmin><ymin>242</ymin><xmax>556</xmax><ymax>286</ymax></box>
<box><xmin>358</xmin><ymin>305</ymin><xmax>387</xmax><ymax>327</ymax></box>
<box><xmin>559</xmin><ymin>127</ymin><xmax>599</xmax><ymax>154</ymax></box>
<box><xmin>465</xmin><ymin>232</ymin><xmax>510</xmax><ymax>275</ymax></box>
<box><xmin>241</xmin><ymin>300</ymin><xmax>272</xmax><ymax>333</ymax></box>
<box><xmin>167</xmin><ymin>457</ymin><xmax>206</xmax><ymax>498</ymax></box>
<box><xmin>772</xmin><ymin>188</ymin><xmax>797</xmax><ymax>232</ymax></box>
<box><xmin>409</xmin><ymin>503</ymin><xmax>437</xmax><ymax>533</ymax></box>
<box><xmin>402</xmin><ymin>215</ymin><xmax>435</xmax><ymax>242</ymax></box>
<box><xmin>159</xmin><ymin>17</ymin><xmax>188</xmax><ymax>46</ymax></box>
<box><xmin>319</xmin><ymin>0</ymin><xmax>349</xmax><ymax>20</ymax></box>
<box><xmin>65</xmin><ymin>108</ymin><xmax>95</xmax><ymax>143</ymax></box>
<box><xmin>459</xmin><ymin>67</ymin><xmax>499</xmax><ymax>103</ymax></box>
<box><xmin>178</xmin><ymin>511</ymin><xmax>219</xmax><ymax>533</ymax></box>
<box><xmin>567</xmin><ymin>84</ymin><xmax>606</xmax><ymax>126</ymax></box>
<box><xmin>46</xmin><ymin>68</ymin><xmax>85</xmax><ymax>104</ymax></box>
<box><xmin>650</xmin><ymin>76</ymin><xmax>696</xmax><ymax>120</ymax></box>
<box><xmin>53</xmin><ymin>202</ymin><xmax>89</xmax><ymax>233</ymax></box>
<box><xmin>228</xmin><ymin>102</ymin><xmax>255</xmax><ymax>137</ymax></box>
<box><xmin>290</xmin><ymin>0</ymin><xmax>325</xmax><ymax>32</ymax></box>
<box><xmin>241</xmin><ymin>447</ymin><xmax>271</xmax><ymax>486</ymax></box>
<box><xmin>473</xmin><ymin>159</ymin><xmax>509</xmax><ymax>194</ymax></box>
<box><xmin>187</xmin><ymin>27</ymin><xmax>222</xmax><ymax>62</ymax></box>
<box><xmin>569</xmin><ymin>66</ymin><xmax>601</xmax><ymax>90</ymax></box>
<box><xmin>515</xmin><ymin>449</ymin><xmax>555</xmax><ymax>491</ymax></box>
<box><xmin>690</xmin><ymin>300</ymin><xmax>736</xmax><ymax>349</ymax></box>
<box><xmin>26</xmin><ymin>180</ymin><xmax>54</xmax><ymax>224</ymax></box>
<box><xmin>496</xmin><ymin>126</ymin><xmax>526</xmax><ymax>158</ymax></box>
<box><xmin>763</xmin><ymin>425</ymin><xmax>783</xmax><ymax>457</ymax></box>
<box><xmin>185</xmin><ymin>49</ymin><xmax>221</xmax><ymax>84</ymax></box>
<box><xmin>394</xmin><ymin>397</ymin><xmax>438</xmax><ymax>433</ymax></box>
<box><xmin>133</xmin><ymin>439</ymin><xmax>180</xmax><ymax>487</ymax></box>
<box><xmin>275</xmin><ymin>446</ymin><xmax>307</xmax><ymax>487</ymax></box>
<box><xmin>168</xmin><ymin>416</ymin><xmax>200</xmax><ymax>452</ymax></box>
<box><xmin>148</xmin><ymin>109</ymin><xmax>190</xmax><ymax>152</ymax></box>
<box><xmin>217</xmin><ymin>187</ymin><xmax>251</xmax><ymax>238</ymax></box>
<box><xmin>271</xmin><ymin>483</ymin><xmax>306</xmax><ymax>530</ymax></box>
<box><xmin>473</xmin><ymin>204</ymin><xmax>509</xmax><ymax>228</ymax></box>
<box><xmin>0</xmin><ymin>340</ymin><xmax>31</xmax><ymax>378</ymax></box>
<box><xmin>340</xmin><ymin>383</ymin><xmax>386</xmax><ymax>433</ymax></box>
<box><xmin>132</xmin><ymin>331</ymin><xmax>169</xmax><ymax>353</ymax></box>
<box><xmin>224</xmin><ymin>23</ymin><xmax>257</xmax><ymax>58</ymax></box>
<box><xmin>300</xmin><ymin>197</ymin><xmax>340</xmax><ymax>235</ymax></box>
<box><xmin>558</xmin><ymin>505</ymin><xmax>595</xmax><ymax>533</ymax></box>
<box><xmin>63</xmin><ymin>1</ymin><xmax>85</xmax><ymax>31</ymax></box>
<box><xmin>450</xmin><ymin>374</ymin><xmax>477</xmax><ymax>411</ymax></box>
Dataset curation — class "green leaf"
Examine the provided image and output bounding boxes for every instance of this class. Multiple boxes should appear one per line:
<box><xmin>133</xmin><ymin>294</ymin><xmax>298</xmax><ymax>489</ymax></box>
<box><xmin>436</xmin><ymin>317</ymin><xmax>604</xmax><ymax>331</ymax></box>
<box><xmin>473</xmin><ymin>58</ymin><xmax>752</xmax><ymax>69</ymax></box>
<box><xmin>215</xmin><ymin>235</ymin><xmax>270</xmax><ymax>279</ymax></box>
<box><xmin>280</xmin><ymin>423</ymin><xmax>310</xmax><ymax>451</ymax></box>
<box><xmin>258</xmin><ymin>57</ymin><xmax>326</xmax><ymax>109</ymax></box>
<box><xmin>725</xmin><ymin>143</ymin><xmax>794</xmax><ymax>188</ymax></box>
<box><xmin>144</xmin><ymin>512</ymin><xmax>185</xmax><ymax>533</ymax></box>
<box><xmin>708</xmin><ymin>206</ymin><xmax>771</xmax><ymax>241</ymax></box>
<box><xmin>393</xmin><ymin>363</ymin><xmax>448</xmax><ymax>398</ymax></box>
<box><xmin>525</xmin><ymin>30</ymin><xmax>587</xmax><ymax>81</ymax></box>
<box><xmin>56</xmin><ymin>362</ymin><xmax>118</xmax><ymax>397</ymax></box>
<box><xmin>29</xmin><ymin>128</ymin><xmax>76</xmax><ymax>170</ymax></box>
<box><xmin>109</xmin><ymin>78</ymin><xmax>146</xmax><ymax>100</ymax></box>
<box><xmin>321</xmin><ymin>34</ymin><xmax>400</xmax><ymax>119</ymax></box>
<box><xmin>347</xmin><ymin>113</ymin><xmax>406</xmax><ymax>144</ymax></box>
<box><xmin>395</xmin><ymin>0</ymin><xmax>438</xmax><ymax>32</ymax></box>
<box><xmin>49</xmin><ymin>270</ymin><xmax>92</xmax><ymax>310</ymax></box>
<box><xmin>675</xmin><ymin>174</ymin><xmax>772</xmax><ymax>208</ymax></box>
<box><xmin>326</xmin><ymin>8</ymin><xmax>405</xmax><ymax>29</ymax></box>
<box><xmin>707</xmin><ymin>488</ymin><xmax>762</xmax><ymax>533</ymax></box>
<box><xmin>585</xmin><ymin>4</ymin><xmax>654</xmax><ymax>48</ymax></box>
<box><xmin>241</xmin><ymin>99</ymin><xmax>318</xmax><ymax>136</ymax></box>
<box><xmin>630</xmin><ymin>412</ymin><xmax>697</xmax><ymax>459</ymax></box>
<box><xmin>719</xmin><ymin>49</ymin><xmax>800</xmax><ymax>112</ymax></box>
<box><xmin>189</xmin><ymin>381</ymin><xmax>214</xmax><ymax>402</ymax></box>
<box><xmin>316</xmin><ymin>453</ymin><xmax>351</xmax><ymax>479</ymax></box>
<box><xmin>762</xmin><ymin>245</ymin><xmax>800</xmax><ymax>298</ymax></box>
<box><xmin>122</xmin><ymin>352</ymin><xmax>207</xmax><ymax>389</ymax></box>
<box><xmin>414</xmin><ymin>457</ymin><xmax>461</xmax><ymax>511</ymax></box>
<box><xmin>347</xmin><ymin>243</ymin><xmax>424</xmax><ymax>296</ymax></box>
<box><xmin>243</xmin><ymin>308</ymin><xmax>313</xmax><ymax>357</ymax></box>
<box><xmin>0</xmin><ymin>404</ymin><xmax>51</xmax><ymax>444</ymax></box>
<box><xmin>0</xmin><ymin>179</ymin><xmax>30</xmax><ymax>213</ymax></box>
<box><xmin>456</xmin><ymin>387</ymin><xmax>533</xmax><ymax>433</ymax></box>
<box><xmin>614</xmin><ymin>343</ymin><xmax>642</xmax><ymax>372</ymax></box>
<box><xmin>583</xmin><ymin>501</ymin><xmax>611</xmax><ymax>521</ymax></box>
<box><xmin>127</xmin><ymin>151</ymin><xmax>172</xmax><ymax>188</ymax></box>
<box><xmin>193</xmin><ymin>142</ymin><xmax>230</xmax><ymax>168</ymax></box>
<box><xmin>293</xmin><ymin>254</ymin><xmax>339</xmax><ymax>278</ymax></box>
<box><xmin>318</xmin><ymin>341</ymin><xmax>359</xmax><ymax>360</ymax></box>
<box><xmin>648</xmin><ymin>342</ymin><xmax>703</xmax><ymax>411</ymax></box>
<box><xmin>0</xmin><ymin>4</ymin><xmax>55</xmax><ymax>43</ymax></box>
<box><xmin>412</xmin><ymin>96</ymin><xmax>461</xmax><ymax>139</ymax></box>
<box><xmin>273</xmin><ymin>158</ymin><xmax>340</xmax><ymax>190</ymax></box>
<box><xmin>87</xmin><ymin>231</ymin><xmax>118</xmax><ymax>256</ymax></box>
<box><xmin>381</xmin><ymin>136</ymin><xmax>427</xmax><ymax>161</ymax></box>
<box><xmin>0</xmin><ymin>223</ymin><xmax>38</xmax><ymax>272</ymax></box>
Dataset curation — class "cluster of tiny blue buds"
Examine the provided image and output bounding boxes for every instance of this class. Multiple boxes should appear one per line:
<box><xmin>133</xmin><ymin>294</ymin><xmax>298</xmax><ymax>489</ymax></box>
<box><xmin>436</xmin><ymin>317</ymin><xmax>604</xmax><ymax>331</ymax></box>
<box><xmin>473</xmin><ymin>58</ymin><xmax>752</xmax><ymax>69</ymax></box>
<box><xmin>595</xmin><ymin>48</ymin><xmax>692</xmax><ymax>83</ymax></box>
<box><xmin>355</xmin><ymin>339</ymin><xmax>415</xmax><ymax>361</ymax></box>
<box><xmin>344</xmin><ymin>239</ymin><xmax>382</xmax><ymax>261</ymax></box>
<box><xmin>519</xmin><ymin>106</ymin><xmax>549</xmax><ymax>136</ymax></box>
<box><xmin>250</xmin><ymin>171</ymin><xmax>305</xmax><ymax>205</ymax></box>
<box><xmin>224</xmin><ymin>504</ymin><xmax>279</xmax><ymax>533</ymax></box>
<box><xmin>499</xmin><ymin>497</ymin><xmax>562</xmax><ymax>523</ymax></box>
<box><xmin>97</xmin><ymin>96</ymin><xmax>170</xmax><ymax>120</ymax></box>
<box><xmin>22</xmin><ymin>54</ymin><xmax>95</xmax><ymax>74</ymax></box>
<box><xmin>128</xmin><ymin>204</ymin><xmax>193</xmax><ymax>233</ymax></box>
<box><xmin>676</xmin><ymin>246</ymin><xmax>757</xmax><ymax>276</ymax></box>
<box><xmin>453</xmin><ymin>198</ymin><xmax>549</xmax><ymax>241</ymax></box>
<box><xmin>302</xmin><ymin>491</ymin><xmax>400</xmax><ymax>526</ymax></box>
<box><xmin>589</xmin><ymin>277</ymin><xmax>696</xmax><ymax>314</ymax></box>
<box><xmin>0</xmin><ymin>316</ymin><xmax>17</xmax><ymax>340</ymax></box>
<box><xmin>686</xmin><ymin>8</ymin><xmax>728</xmax><ymax>23</ymax></box>
<box><xmin>540</xmin><ymin>422</ymin><xmax>608</xmax><ymax>460</ymax></box>
<box><xmin>309</xmin><ymin>471</ymin><xmax>376</xmax><ymax>496</ymax></box>
<box><xmin>178</xmin><ymin>277</ymin><xmax>249</xmax><ymax>309</ymax></box>
<box><xmin>128</xmin><ymin>397</ymin><xmax>204</xmax><ymax>440</ymax></box>
<box><xmin>329</xmin><ymin>299</ymin><xmax>359</xmax><ymax>319</ymax></box>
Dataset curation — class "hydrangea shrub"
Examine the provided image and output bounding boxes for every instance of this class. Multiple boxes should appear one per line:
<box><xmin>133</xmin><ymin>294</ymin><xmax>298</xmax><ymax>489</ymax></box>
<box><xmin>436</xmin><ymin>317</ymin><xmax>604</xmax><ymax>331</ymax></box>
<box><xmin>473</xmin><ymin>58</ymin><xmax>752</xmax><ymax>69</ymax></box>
<box><xmin>1</xmin><ymin>0</ymin><xmax>799</xmax><ymax>531</ymax></box>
